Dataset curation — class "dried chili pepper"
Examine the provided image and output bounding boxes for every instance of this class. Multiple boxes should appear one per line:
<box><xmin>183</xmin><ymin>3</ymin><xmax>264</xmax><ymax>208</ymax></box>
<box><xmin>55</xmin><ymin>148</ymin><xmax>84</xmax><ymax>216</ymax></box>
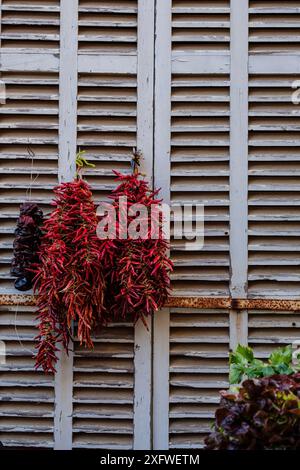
<box><xmin>99</xmin><ymin>171</ymin><xmax>173</xmax><ymax>325</ymax></box>
<box><xmin>11</xmin><ymin>202</ymin><xmax>43</xmax><ymax>291</ymax></box>
<box><xmin>34</xmin><ymin>178</ymin><xmax>106</xmax><ymax>373</ymax></box>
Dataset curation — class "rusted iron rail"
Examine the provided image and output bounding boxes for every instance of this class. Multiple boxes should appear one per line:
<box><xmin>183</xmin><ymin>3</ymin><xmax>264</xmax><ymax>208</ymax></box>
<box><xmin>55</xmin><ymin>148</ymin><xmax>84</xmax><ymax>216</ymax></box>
<box><xmin>1</xmin><ymin>294</ymin><xmax>300</xmax><ymax>311</ymax></box>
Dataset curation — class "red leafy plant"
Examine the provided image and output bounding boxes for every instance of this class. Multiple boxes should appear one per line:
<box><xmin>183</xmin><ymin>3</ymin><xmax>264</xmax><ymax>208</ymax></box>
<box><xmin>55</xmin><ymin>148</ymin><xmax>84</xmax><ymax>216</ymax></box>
<box><xmin>98</xmin><ymin>171</ymin><xmax>173</xmax><ymax>325</ymax></box>
<box><xmin>34</xmin><ymin>178</ymin><xmax>105</xmax><ymax>373</ymax></box>
<box><xmin>205</xmin><ymin>373</ymin><xmax>300</xmax><ymax>450</ymax></box>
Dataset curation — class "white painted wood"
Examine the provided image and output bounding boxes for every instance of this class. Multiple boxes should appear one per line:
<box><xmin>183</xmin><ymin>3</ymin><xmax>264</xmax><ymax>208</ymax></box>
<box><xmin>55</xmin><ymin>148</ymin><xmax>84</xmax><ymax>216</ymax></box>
<box><xmin>230</xmin><ymin>310</ymin><xmax>248</xmax><ymax>350</ymax></box>
<box><xmin>153</xmin><ymin>0</ymin><xmax>172</xmax><ymax>451</ymax></box>
<box><xmin>133</xmin><ymin>0</ymin><xmax>155</xmax><ymax>451</ymax></box>
<box><xmin>54</xmin><ymin>0</ymin><xmax>78</xmax><ymax>450</ymax></box>
<box><xmin>230</xmin><ymin>0</ymin><xmax>249</xmax><ymax>300</ymax></box>
<box><xmin>250</xmin><ymin>55</ymin><xmax>300</xmax><ymax>74</ymax></box>
<box><xmin>133</xmin><ymin>317</ymin><xmax>152</xmax><ymax>450</ymax></box>
<box><xmin>54</xmin><ymin>343</ymin><xmax>74</xmax><ymax>450</ymax></box>
<box><xmin>172</xmin><ymin>52</ymin><xmax>230</xmax><ymax>74</ymax></box>
<box><xmin>58</xmin><ymin>0</ymin><xmax>78</xmax><ymax>182</ymax></box>
<box><xmin>0</xmin><ymin>52</ymin><xmax>59</xmax><ymax>72</ymax></box>
<box><xmin>78</xmin><ymin>54</ymin><xmax>137</xmax><ymax>74</ymax></box>
<box><xmin>136</xmin><ymin>0</ymin><xmax>155</xmax><ymax>184</ymax></box>
<box><xmin>153</xmin><ymin>309</ymin><xmax>170</xmax><ymax>450</ymax></box>
<box><xmin>229</xmin><ymin>1</ymin><xmax>249</xmax><ymax>354</ymax></box>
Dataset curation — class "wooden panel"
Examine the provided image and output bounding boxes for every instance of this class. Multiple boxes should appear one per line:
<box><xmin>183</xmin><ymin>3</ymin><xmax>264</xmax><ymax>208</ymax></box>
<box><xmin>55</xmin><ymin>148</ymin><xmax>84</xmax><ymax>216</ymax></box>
<box><xmin>72</xmin><ymin>323</ymin><xmax>134</xmax><ymax>449</ymax></box>
<box><xmin>169</xmin><ymin>308</ymin><xmax>229</xmax><ymax>449</ymax></box>
<box><xmin>78</xmin><ymin>0</ymin><xmax>137</xmax><ymax>54</ymax></box>
<box><xmin>169</xmin><ymin>0</ymin><xmax>231</xmax><ymax>297</ymax></box>
<box><xmin>248</xmin><ymin>310</ymin><xmax>300</xmax><ymax>356</ymax></box>
<box><xmin>249</xmin><ymin>0</ymin><xmax>300</xmax><ymax>54</ymax></box>
<box><xmin>0</xmin><ymin>305</ymin><xmax>54</xmax><ymax>447</ymax></box>
<box><xmin>76</xmin><ymin>72</ymin><xmax>136</xmax><ymax>202</ymax></box>
<box><xmin>0</xmin><ymin>0</ymin><xmax>60</xmax><ymax>51</ymax></box>
<box><xmin>248</xmin><ymin>3</ymin><xmax>300</xmax><ymax>297</ymax></box>
<box><xmin>248</xmin><ymin>74</ymin><xmax>300</xmax><ymax>298</ymax></box>
<box><xmin>0</xmin><ymin>71</ymin><xmax>59</xmax><ymax>292</ymax></box>
<box><xmin>170</xmin><ymin>72</ymin><xmax>231</xmax><ymax>297</ymax></box>
<box><xmin>172</xmin><ymin>0</ymin><xmax>230</xmax><ymax>52</ymax></box>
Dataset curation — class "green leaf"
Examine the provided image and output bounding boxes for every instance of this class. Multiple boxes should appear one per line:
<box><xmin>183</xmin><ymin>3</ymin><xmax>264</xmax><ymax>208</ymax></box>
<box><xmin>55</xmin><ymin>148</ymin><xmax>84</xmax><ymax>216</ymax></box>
<box><xmin>229</xmin><ymin>364</ymin><xmax>244</xmax><ymax>385</ymax></box>
<box><xmin>236</xmin><ymin>344</ymin><xmax>254</xmax><ymax>362</ymax></box>
<box><xmin>230</xmin><ymin>344</ymin><xmax>254</xmax><ymax>366</ymax></box>
<box><xmin>261</xmin><ymin>365</ymin><xmax>275</xmax><ymax>377</ymax></box>
<box><xmin>269</xmin><ymin>345</ymin><xmax>292</xmax><ymax>367</ymax></box>
<box><xmin>274</xmin><ymin>363</ymin><xmax>294</xmax><ymax>375</ymax></box>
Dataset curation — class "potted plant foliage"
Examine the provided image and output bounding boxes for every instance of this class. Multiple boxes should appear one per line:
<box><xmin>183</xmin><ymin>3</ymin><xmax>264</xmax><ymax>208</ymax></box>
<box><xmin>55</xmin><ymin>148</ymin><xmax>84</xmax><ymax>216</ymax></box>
<box><xmin>205</xmin><ymin>345</ymin><xmax>300</xmax><ymax>450</ymax></box>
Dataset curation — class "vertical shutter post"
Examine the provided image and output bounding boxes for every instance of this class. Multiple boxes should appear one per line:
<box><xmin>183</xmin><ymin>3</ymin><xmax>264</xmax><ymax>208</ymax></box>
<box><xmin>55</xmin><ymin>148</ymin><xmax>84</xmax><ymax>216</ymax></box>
<box><xmin>229</xmin><ymin>0</ymin><xmax>249</xmax><ymax>348</ymax></box>
<box><xmin>54</xmin><ymin>0</ymin><xmax>79</xmax><ymax>450</ymax></box>
<box><xmin>133</xmin><ymin>0</ymin><xmax>155</xmax><ymax>450</ymax></box>
<box><xmin>153</xmin><ymin>0</ymin><xmax>172</xmax><ymax>451</ymax></box>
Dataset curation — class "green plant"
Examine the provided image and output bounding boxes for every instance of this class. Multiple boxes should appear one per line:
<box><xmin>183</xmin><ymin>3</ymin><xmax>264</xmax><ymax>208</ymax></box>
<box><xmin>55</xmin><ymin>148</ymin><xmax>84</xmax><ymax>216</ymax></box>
<box><xmin>229</xmin><ymin>344</ymin><xmax>299</xmax><ymax>385</ymax></box>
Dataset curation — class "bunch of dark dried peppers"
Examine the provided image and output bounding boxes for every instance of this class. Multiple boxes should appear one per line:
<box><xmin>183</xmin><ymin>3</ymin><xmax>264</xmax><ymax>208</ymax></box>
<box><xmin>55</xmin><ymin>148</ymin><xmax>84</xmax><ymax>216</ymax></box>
<box><xmin>11</xmin><ymin>202</ymin><xmax>44</xmax><ymax>291</ymax></box>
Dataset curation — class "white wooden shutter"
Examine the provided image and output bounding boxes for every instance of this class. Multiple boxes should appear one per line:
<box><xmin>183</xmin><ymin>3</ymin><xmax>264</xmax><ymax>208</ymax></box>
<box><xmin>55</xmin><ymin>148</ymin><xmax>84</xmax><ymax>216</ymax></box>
<box><xmin>0</xmin><ymin>0</ymin><xmax>60</xmax><ymax>447</ymax></box>
<box><xmin>153</xmin><ymin>0</ymin><xmax>232</xmax><ymax>450</ymax></box>
<box><xmin>2</xmin><ymin>0</ymin><xmax>300</xmax><ymax>452</ymax></box>
<box><xmin>153</xmin><ymin>0</ymin><xmax>300</xmax><ymax>450</ymax></box>
<box><xmin>248</xmin><ymin>0</ymin><xmax>300</xmax><ymax>298</ymax></box>
<box><xmin>0</xmin><ymin>0</ymin><xmax>154</xmax><ymax>450</ymax></box>
<box><xmin>70</xmin><ymin>0</ymin><xmax>153</xmax><ymax>450</ymax></box>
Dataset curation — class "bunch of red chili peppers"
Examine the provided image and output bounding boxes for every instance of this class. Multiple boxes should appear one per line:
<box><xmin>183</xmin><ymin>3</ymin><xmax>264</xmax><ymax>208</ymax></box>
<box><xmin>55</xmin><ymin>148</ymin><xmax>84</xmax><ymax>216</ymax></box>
<box><xmin>99</xmin><ymin>171</ymin><xmax>173</xmax><ymax>325</ymax></box>
<box><xmin>34</xmin><ymin>160</ymin><xmax>172</xmax><ymax>373</ymax></box>
<box><xmin>34</xmin><ymin>178</ymin><xmax>105</xmax><ymax>373</ymax></box>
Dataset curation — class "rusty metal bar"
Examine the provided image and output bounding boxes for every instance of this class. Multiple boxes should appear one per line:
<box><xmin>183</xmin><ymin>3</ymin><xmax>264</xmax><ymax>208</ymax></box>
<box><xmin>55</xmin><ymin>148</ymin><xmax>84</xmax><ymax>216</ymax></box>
<box><xmin>167</xmin><ymin>297</ymin><xmax>300</xmax><ymax>311</ymax></box>
<box><xmin>1</xmin><ymin>294</ymin><xmax>300</xmax><ymax>311</ymax></box>
<box><xmin>0</xmin><ymin>294</ymin><xmax>36</xmax><ymax>306</ymax></box>
<box><xmin>166</xmin><ymin>297</ymin><xmax>232</xmax><ymax>309</ymax></box>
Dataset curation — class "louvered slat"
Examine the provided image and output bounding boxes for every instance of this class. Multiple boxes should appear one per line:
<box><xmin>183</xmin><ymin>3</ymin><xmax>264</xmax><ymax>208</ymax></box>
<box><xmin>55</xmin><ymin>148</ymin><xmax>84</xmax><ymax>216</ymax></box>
<box><xmin>0</xmin><ymin>305</ymin><xmax>54</xmax><ymax>447</ymax></box>
<box><xmin>169</xmin><ymin>309</ymin><xmax>229</xmax><ymax>449</ymax></box>
<box><xmin>78</xmin><ymin>0</ymin><xmax>137</xmax><ymax>54</ymax></box>
<box><xmin>0</xmin><ymin>2</ymin><xmax>59</xmax><ymax>448</ymax></box>
<box><xmin>0</xmin><ymin>71</ymin><xmax>59</xmax><ymax>291</ymax></box>
<box><xmin>249</xmin><ymin>0</ymin><xmax>300</xmax><ymax>53</ymax></box>
<box><xmin>248</xmin><ymin>74</ymin><xmax>300</xmax><ymax>298</ymax></box>
<box><xmin>77</xmin><ymin>72</ymin><xmax>136</xmax><ymax>202</ymax></box>
<box><xmin>72</xmin><ymin>323</ymin><xmax>134</xmax><ymax>449</ymax></box>
<box><xmin>248</xmin><ymin>310</ymin><xmax>300</xmax><ymax>357</ymax></box>
<box><xmin>170</xmin><ymin>73</ymin><xmax>230</xmax><ymax>296</ymax></box>
<box><xmin>0</xmin><ymin>1</ymin><xmax>60</xmax><ymax>51</ymax></box>
<box><xmin>172</xmin><ymin>0</ymin><xmax>230</xmax><ymax>52</ymax></box>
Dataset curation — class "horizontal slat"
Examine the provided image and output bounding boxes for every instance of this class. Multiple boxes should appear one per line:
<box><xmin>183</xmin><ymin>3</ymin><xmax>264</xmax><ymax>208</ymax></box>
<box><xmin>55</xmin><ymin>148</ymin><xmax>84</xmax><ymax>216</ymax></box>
<box><xmin>172</xmin><ymin>53</ymin><xmax>230</xmax><ymax>74</ymax></box>
<box><xmin>0</xmin><ymin>52</ymin><xmax>59</xmax><ymax>71</ymax></box>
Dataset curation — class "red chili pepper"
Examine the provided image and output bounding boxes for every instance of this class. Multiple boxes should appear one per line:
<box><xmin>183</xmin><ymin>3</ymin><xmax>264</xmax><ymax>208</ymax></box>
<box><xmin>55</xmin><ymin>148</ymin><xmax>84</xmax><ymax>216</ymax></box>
<box><xmin>99</xmin><ymin>171</ymin><xmax>173</xmax><ymax>325</ymax></box>
<box><xmin>34</xmin><ymin>178</ymin><xmax>106</xmax><ymax>373</ymax></box>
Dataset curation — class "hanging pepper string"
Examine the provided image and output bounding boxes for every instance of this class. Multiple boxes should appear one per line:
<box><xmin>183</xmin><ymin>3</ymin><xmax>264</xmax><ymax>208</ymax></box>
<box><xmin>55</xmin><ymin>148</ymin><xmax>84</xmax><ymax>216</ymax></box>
<box><xmin>34</xmin><ymin>154</ymin><xmax>105</xmax><ymax>373</ymax></box>
<box><xmin>98</xmin><ymin>170</ymin><xmax>173</xmax><ymax>326</ymax></box>
<box><xmin>34</xmin><ymin>150</ymin><xmax>173</xmax><ymax>372</ymax></box>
